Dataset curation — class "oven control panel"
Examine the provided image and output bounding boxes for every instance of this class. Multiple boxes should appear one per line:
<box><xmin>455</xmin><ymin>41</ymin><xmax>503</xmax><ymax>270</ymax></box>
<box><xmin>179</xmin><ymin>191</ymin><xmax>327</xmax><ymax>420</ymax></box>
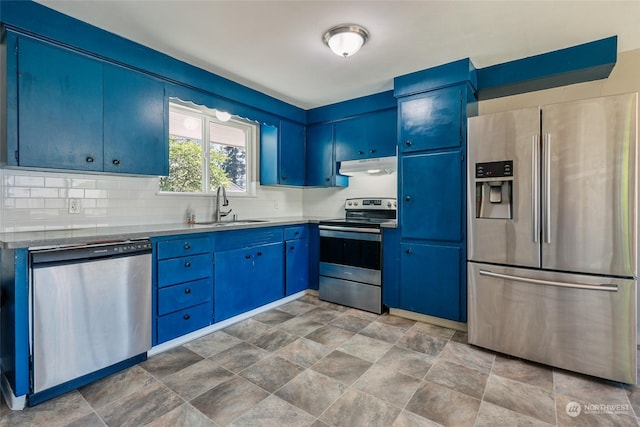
<box><xmin>345</xmin><ymin>198</ymin><xmax>397</xmax><ymax>210</ymax></box>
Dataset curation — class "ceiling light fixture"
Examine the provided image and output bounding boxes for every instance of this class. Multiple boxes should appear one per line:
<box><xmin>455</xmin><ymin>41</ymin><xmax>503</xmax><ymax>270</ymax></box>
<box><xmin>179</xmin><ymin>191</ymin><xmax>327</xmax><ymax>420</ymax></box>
<box><xmin>323</xmin><ymin>24</ymin><xmax>369</xmax><ymax>58</ymax></box>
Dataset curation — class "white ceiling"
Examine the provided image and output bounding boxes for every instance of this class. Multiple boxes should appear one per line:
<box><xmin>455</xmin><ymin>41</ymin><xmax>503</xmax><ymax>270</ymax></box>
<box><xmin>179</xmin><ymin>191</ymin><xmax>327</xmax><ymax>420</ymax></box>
<box><xmin>36</xmin><ymin>0</ymin><xmax>640</xmax><ymax>110</ymax></box>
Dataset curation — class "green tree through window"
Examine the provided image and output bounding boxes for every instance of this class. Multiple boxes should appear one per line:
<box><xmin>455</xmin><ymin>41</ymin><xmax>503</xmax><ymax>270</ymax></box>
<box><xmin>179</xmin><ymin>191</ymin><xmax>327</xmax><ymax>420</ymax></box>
<box><xmin>160</xmin><ymin>103</ymin><xmax>252</xmax><ymax>193</ymax></box>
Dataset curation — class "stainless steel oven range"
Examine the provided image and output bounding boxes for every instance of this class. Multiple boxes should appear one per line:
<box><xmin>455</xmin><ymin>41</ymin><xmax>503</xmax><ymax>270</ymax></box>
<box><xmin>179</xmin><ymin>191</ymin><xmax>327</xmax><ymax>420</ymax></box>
<box><xmin>318</xmin><ymin>198</ymin><xmax>396</xmax><ymax>314</ymax></box>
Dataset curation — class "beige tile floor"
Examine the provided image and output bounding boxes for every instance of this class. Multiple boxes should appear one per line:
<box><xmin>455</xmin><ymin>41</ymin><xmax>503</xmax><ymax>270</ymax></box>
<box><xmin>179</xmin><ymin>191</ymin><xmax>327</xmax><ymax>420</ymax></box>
<box><xmin>2</xmin><ymin>294</ymin><xmax>639</xmax><ymax>426</ymax></box>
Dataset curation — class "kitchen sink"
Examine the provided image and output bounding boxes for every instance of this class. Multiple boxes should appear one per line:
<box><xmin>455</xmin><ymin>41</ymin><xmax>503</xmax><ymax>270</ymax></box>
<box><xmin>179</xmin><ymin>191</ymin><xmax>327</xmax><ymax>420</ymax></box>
<box><xmin>193</xmin><ymin>219</ymin><xmax>268</xmax><ymax>227</ymax></box>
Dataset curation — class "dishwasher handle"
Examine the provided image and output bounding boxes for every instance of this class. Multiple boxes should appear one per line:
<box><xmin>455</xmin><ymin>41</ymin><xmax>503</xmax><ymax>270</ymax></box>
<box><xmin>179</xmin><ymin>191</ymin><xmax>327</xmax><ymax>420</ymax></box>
<box><xmin>31</xmin><ymin>240</ymin><xmax>152</xmax><ymax>265</ymax></box>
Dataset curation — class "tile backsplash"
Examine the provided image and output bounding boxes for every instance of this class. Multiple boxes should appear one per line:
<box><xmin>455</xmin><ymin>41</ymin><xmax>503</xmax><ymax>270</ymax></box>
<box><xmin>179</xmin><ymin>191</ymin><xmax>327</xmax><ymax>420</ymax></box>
<box><xmin>0</xmin><ymin>168</ymin><xmax>305</xmax><ymax>233</ymax></box>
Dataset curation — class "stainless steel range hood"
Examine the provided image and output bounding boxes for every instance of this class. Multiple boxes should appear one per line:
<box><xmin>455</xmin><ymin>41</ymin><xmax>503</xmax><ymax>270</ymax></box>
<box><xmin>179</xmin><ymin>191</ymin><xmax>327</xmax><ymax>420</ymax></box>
<box><xmin>339</xmin><ymin>156</ymin><xmax>397</xmax><ymax>176</ymax></box>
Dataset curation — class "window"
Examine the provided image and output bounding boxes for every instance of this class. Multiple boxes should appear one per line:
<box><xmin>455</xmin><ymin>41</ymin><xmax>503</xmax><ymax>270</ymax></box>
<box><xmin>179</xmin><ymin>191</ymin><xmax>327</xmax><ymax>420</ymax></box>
<box><xmin>160</xmin><ymin>102</ymin><xmax>256</xmax><ymax>195</ymax></box>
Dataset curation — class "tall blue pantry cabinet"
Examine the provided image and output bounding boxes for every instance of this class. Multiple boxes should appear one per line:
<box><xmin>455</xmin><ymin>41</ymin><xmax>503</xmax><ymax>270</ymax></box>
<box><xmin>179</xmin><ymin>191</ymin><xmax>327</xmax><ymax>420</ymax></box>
<box><xmin>393</xmin><ymin>59</ymin><xmax>477</xmax><ymax>323</ymax></box>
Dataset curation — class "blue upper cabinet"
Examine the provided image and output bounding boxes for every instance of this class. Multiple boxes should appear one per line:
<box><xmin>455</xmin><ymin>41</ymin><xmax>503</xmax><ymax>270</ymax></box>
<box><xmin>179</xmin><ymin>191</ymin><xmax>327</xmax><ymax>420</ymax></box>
<box><xmin>103</xmin><ymin>65</ymin><xmax>168</xmax><ymax>175</ymax></box>
<box><xmin>260</xmin><ymin>120</ymin><xmax>306</xmax><ymax>186</ymax></box>
<box><xmin>15</xmin><ymin>36</ymin><xmax>104</xmax><ymax>171</ymax></box>
<box><xmin>399</xmin><ymin>85</ymin><xmax>463</xmax><ymax>153</ymax></box>
<box><xmin>334</xmin><ymin>109</ymin><xmax>397</xmax><ymax>161</ymax></box>
<box><xmin>8</xmin><ymin>32</ymin><xmax>168</xmax><ymax>175</ymax></box>
<box><xmin>279</xmin><ymin>120</ymin><xmax>306</xmax><ymax>185</ymax></box>
<box><xmin>306</xmin><ymin>123</ymin><xmax>347</xmax><ymax>187</ymax></box>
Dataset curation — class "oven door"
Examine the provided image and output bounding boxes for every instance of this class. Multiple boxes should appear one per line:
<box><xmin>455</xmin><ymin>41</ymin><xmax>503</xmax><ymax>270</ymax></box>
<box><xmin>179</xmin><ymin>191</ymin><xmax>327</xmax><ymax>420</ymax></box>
<box><xmin>318</xmin><ymin>226</ymin><xmax>383</xmax><ymax>313</ymax></box>
<box><xmin>319</xmin><ymin>227</ymin><xmax>381</xmax><ymax>284</ymax></box>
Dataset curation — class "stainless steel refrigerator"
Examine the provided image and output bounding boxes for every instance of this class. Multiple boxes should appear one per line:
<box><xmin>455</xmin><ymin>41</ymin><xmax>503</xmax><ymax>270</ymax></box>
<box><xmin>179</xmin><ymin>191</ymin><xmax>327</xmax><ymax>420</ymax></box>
<box><xmin>467</xmin><ymin>92</ymin><xmax>638</xmax><ymax>384</ymax></box>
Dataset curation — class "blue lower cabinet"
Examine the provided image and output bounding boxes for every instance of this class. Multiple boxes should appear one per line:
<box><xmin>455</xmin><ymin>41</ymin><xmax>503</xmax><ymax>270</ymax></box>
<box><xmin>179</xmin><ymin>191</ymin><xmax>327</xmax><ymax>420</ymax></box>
<box><xmin>214</xmin><ymin>242</ymin><xmax>285</xmax><ymax>322</ymax></box>
<box><xmin>399</xmin><ymin>242</ymin><xmax>463</xmax><ymax>322</ymax></box>
<box><xmin>285</xmin><ymin>238</ymin><xmax>309</xmax><ymax>295</ymax></box>
<box><xmin>382</xmin><ymin>227</ymin><xmax>401</xmax><ymax>308</ymax></box>
<box><xmin>157</xmin><ymin>301</ymin><xmax>214</xmax><ymax>343</ymax></box>
<box><xmin>153</xmin><ymin>234</ymin><xmax>214</xmax><ymax>345</ymax></box>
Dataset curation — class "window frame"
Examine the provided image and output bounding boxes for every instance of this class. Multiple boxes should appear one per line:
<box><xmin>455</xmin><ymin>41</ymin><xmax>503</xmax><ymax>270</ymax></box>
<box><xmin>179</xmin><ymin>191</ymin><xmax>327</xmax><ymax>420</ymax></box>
<box><xmin>159</xmin><ymin>100</ymin><xmax>258</xmax><ymax>197</ymax></box>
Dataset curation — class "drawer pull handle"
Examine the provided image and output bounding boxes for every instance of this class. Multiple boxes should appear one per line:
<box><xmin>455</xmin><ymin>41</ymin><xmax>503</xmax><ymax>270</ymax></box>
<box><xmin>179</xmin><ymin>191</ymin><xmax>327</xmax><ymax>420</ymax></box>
<box><xmin>86</xmin><ymin>156</ymin><xmax>95</xmax><ymax>163</ymax></box>
<box><xmin>184</xmin><ymin>262</ymin><xmax>191</xmax><ymax>268</ymax></box>
<box><xmin>405</xmin><ymin>140</ymin><xmax>412</xmax><ymax>146</ymax></box>
<box><xmin>370</xmin><ymin>149</ymin><xmax>376</xmax><ymax>153</ymax></box>
<box><xmin>245</xmin><ymin>254</ymin><xmax>251</xmax><ymax>259</ymax></box>
<box><xmin>405</xmin><ymin>248</ymin><xmax>412</xmax><ymax>254</ymax></box>
<box><xmin>184</xmin><ymin>243</ymin><xmax>191</xmax><ymax>250</ymax></box>
<box><xmin>257</xmin><ymin>252</ymin><xmax>263</xmax><ymax>256</ymax></box>
<box><xmin>295</xmin><ymin>231</ymin><xmax>300</xmax><ymax>235</ymax></box>
<box><xmin>290</xmin><ymin>246</ymin><xmax>295</xmax><ymax>250</ymax></box>
<box><xmin>358</xmin><ymin>150</ymin><xmax>364</xmax><ymax>155</ymax></box>
<box><xmin>405</xmin><ymin>196</ymin><xmax>411</xmax><ymax>202</ymax></box>
<box><xmin>183</xmin><ymin>314</ymin><xmax>190</xmax><ymax>320</ymax></box>
<box><xmin>112</xmin><ymin>159</ymin><xmax>120</xmax><ymax>165</ymax></box>
<box><xmin>184</xmin><ymin>288</ymin><xmax>191</xmax><ymax>294</ymax></box>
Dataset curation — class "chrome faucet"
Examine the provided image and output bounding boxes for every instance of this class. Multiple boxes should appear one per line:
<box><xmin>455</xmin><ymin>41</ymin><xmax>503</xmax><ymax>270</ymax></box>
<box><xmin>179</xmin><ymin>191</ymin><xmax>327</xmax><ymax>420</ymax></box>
<box><xmin>214</xmin><ymin>184</ymin><xmax>232</xmax><ymax>222</ymax></box>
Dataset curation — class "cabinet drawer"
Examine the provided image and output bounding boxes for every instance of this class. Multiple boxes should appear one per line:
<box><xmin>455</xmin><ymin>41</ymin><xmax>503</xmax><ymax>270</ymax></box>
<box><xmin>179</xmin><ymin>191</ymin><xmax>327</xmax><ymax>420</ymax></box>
<box><xmin>284</xmin><ymin>225</ymin><xmax>306</xmax><ymax>240</ymax></box>
<box><xmin>214</xmin><ymin>227</ymin><xmax>283</xmax><ymax>251</ymax></box>
<box><xmin>157</xmin><ymin>301</ymin><xmax>213</xmax><ymax>343</ymax></box>
<box><xmin>158</xmin><ymin>253</ymin><xmax>211</xmax><ymax>288</ymax></box>
<box><xmin>157</xmin><ymin>236</ymin><xmax>212</xmax><ymax>260</ymax></box>
<box><xmin>158</xmin><ymin>278</ymin><xmax>212</xmax><ymax>316</ymax></box>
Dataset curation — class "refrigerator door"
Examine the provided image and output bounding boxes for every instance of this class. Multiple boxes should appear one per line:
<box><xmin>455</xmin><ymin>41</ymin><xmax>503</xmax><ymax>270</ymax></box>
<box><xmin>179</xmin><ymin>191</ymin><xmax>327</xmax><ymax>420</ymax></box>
<box><xmin>541</xmin><ymin>93</ymin><xmax>637</xmax><ymax>277</ymax></box>
<box><xmin>468</xmin><ymin>262</ymin><xmax>637</xmax><ymax>384</ymax></box>
<box><xmin>468</xmin><ymin>107</ymin><xmax>541</xmax><ymax>267</ymax></box>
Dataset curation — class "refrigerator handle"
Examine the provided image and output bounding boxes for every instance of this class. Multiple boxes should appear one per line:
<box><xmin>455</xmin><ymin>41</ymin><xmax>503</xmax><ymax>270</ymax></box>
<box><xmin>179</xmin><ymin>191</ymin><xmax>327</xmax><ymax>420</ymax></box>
<box><xmin>532</xmin><ymin>135</ymin><xmax>540</xmax><ymax>242</ymax></box>
<box><xmin>542</xmin><ymin>134</ymin><xmax>551</xmax><ymax>243</ymax></box>
<box><xmin>479</xmin><ymin>270</ymin><xmax>618</xmax><ymax>292</ymax></box>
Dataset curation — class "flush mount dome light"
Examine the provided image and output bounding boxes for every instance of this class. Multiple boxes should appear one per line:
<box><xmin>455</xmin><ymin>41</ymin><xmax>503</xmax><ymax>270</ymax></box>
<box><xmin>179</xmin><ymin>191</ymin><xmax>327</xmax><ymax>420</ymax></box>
<box><xmin>323</xmin><ymin>24</ymin><xmax>369</xmax><ymax>58</ymax></box>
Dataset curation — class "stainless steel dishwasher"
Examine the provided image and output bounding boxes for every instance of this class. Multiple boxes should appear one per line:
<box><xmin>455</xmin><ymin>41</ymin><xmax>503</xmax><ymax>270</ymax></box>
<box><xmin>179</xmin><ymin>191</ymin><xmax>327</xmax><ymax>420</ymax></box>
<box><xmin>29</xmin><ymin>239</ymin><xmax>152</xmax><ymax>401</ymax></box>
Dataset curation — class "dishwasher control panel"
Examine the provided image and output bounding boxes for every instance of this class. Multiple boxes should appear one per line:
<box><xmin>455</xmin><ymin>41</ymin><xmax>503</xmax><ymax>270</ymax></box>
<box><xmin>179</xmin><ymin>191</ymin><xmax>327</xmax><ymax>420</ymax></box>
<box><xmin>31</xmin><ymin>240</ymin><xmax>152</xmax><ymax>264</ymax></box>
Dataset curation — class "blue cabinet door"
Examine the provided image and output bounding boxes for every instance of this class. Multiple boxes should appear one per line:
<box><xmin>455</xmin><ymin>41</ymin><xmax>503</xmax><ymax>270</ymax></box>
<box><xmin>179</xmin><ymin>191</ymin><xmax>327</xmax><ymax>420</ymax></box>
<box><xmin>214</xmin><ymin>242</ymin><xmax>284</xmax><ymax>322</ymax></box>
<box><xmin>401</xmin><ymin>151</ymin><xmax>463</xmax><ymax>241</ymax></box>
<box><xmin>279</xmin><ymin>120</ymin><xmax>306</xmax><ymax>185</ymax></box>
<box><xmin>335</xmin><ymin>109</ymin><xmax>397</xmax><ymax>161</ymax></box>
<box><xmin>306</xmin><ymin>124</ymin><xmax>347</xmax><ymax>187</ymax></box>
<box><xmin>399</xmin><ymin>85</ymin><xmax>462</xmax><ymax>153</ymax></box>
<box><xmin>260</xmin><ymin>121</ymin><xmax>305</xmax><ymax>186</ymax></box>
<box><xmin>285</xmin><ymin>238</ymin><xmax>309</xmax><ymax>295</ymax></box>
<box><xmin>104</xmin><ymin>65</ymin><xmax>168</xmax><ymax>175</ymax></box>
<box><xmin>400</xmin><ymin>242</ymin><xmax>462</xmax><ymax>321</ymax></box>
<box><xmin>253</xmin><ymin>242</ymin><xmax>286</xmax><ymax>304</ymax></box>
<box><xmin>17</xmin><ymin>36</ymin><xmax>103</xmax><ymax>171</ymax></box>
<box><xmin>259</xmin><ymin>124</ymin><xmax>279</xmax><ymax>185</ymax></box>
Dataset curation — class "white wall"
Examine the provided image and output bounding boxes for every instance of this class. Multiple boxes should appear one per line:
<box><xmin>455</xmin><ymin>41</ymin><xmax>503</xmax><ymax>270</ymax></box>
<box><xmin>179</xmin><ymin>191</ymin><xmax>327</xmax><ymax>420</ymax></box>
<box><xmin>303</xmin><ymin>173</ymin><xmax>397</xmax><ymax>218</ymax></box>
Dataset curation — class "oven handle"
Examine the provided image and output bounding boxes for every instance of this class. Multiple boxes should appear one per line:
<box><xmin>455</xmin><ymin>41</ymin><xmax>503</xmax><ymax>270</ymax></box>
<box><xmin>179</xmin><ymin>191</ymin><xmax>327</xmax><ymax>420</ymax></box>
<box><xmin>319</xmin><ymin>225</ymin><xmax>381</xmax><ymax>234</ymax></box>
<box><xmin>319</xmin><ymin>228</ymin><xmax>382</xmax><ymax>242</ymax></box>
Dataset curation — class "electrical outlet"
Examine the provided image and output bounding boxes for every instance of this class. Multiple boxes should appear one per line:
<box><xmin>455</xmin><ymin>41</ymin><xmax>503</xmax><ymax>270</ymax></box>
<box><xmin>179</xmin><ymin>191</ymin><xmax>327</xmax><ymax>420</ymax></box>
<box><xmin>69</xmin><ymin>199</ymin><xmax>81</xmax><ymax>214</ymax></box>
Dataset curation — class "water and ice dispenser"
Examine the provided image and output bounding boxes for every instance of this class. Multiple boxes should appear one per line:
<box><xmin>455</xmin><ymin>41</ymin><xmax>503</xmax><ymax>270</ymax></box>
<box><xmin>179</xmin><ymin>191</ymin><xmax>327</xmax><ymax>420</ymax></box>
<box><xmin>475</xmin><ymin>161</ymin><xmax>513</xmax><ymax>219</ymax></box>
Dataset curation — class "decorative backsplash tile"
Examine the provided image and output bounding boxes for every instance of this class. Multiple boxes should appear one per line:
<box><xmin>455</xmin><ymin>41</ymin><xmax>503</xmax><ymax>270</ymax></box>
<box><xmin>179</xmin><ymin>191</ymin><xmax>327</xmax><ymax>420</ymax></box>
<box><xmin>0</xmin><ymin>169</ymin><xmax>306</xmax><ymax>233</ymax></box>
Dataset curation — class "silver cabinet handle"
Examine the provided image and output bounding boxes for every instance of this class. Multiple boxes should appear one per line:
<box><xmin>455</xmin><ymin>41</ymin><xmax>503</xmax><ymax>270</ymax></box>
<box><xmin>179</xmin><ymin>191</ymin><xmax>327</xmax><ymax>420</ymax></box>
<box><xmin>479</xmin><ymin>269</ymin><xmax>618</xmax><ymax>292</ymax></box>
<box><xmin>532</xmin><ymin>135</ymin><xmax>540</xmax><ymax>243</ymax></box>
<box><xmin>542</xmin><ymin>134</ymin><xmax>552</xmax><ymax>244</ymax></box>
